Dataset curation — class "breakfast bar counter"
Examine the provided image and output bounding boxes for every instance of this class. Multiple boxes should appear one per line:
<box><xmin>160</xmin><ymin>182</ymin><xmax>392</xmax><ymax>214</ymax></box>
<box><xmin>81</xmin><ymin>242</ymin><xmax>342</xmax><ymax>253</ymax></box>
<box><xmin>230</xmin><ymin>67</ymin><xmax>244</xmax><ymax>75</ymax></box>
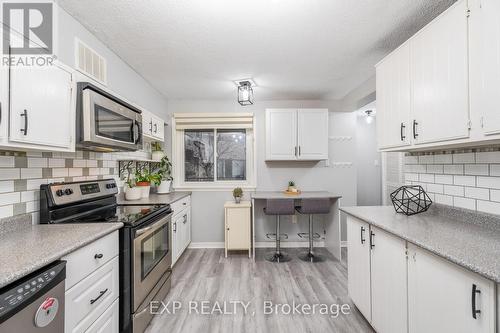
<box><xmin>250</xmin><ymin>191</ymin><xmax>342</xmax><ymax>260</ymax></box>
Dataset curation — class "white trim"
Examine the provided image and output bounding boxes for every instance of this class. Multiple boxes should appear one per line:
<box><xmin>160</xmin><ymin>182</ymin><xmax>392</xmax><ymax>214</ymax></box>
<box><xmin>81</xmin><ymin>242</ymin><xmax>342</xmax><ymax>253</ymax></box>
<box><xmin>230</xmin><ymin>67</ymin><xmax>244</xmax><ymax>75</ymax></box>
<box><xmin>341</xmin><ymin>241</ymin><xmax>348</xmax><ymax>248</ymax></box>
<box><xmin>189</xmin><ymin>242</ymin><xmax>225</xmax><ymax>249</ymax></box>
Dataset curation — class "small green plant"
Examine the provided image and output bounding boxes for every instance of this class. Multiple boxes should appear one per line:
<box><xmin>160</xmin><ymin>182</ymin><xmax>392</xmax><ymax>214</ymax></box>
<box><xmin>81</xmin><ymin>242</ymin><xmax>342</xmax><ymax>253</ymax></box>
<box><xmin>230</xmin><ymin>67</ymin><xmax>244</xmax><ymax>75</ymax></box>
<box><xmin>288</xmin><ymin>180</ymin><xmax>295</xmax><ymax>187</ymax></box>
<box><xmin>151</xmin><ymin>141</ymin><xmax>162</xmax><ymax>152</ymax></box>
<box><xmin>157</xmin><ymin>155</ymin><xmax>173</xmax><ymax>181</ymax></box>
<box><xmin>233</xmin><ymin>187</ymin><xmax>243</xmax><ymax>198</ymax></box>
<box><xmin>135</xmin><ymin>170</ymin><xmax>153</xmax><ymax>184</ymax></box>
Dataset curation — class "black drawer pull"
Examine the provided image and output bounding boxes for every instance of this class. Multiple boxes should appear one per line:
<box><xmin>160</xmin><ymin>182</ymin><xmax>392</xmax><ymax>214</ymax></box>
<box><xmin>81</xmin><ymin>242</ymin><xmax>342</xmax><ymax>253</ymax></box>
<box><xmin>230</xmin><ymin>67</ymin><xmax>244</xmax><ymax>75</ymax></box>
<box><xmin>94</xmin><ymin>253</ymin><xmax>103</xmax><ymax>259</ymax></box>
<box><xmin>20</xmin><ymin>109</ymin><xmax>28</xmax><ymax>135</ymax></box>
<box><xmin>413</xmin><ymin>119</ymin><xmax>418</xmax><ymax>139</ymax></box>
<box><xmin>370</xmin><ymin>231</ymin><xmax>375</xmax><ymax>249</ymax></box>
<box><xmin>90</xmin><ymin>288</ymin><xmax>108</xmax><ymax>305</ymax></box>
<box><xmin>472</xmin><ymin>284</ymin><xmax>481</xmax><ymax>319</ymax></box>
<box><xmin>360</xmin><ymin>226</ymin><xmax>366</xmax><ymax>244</ymax></box>
<box><xmin>400</xmin><ymin>122</ymin><xmax>406</xmax><ymax>141</ymax></box>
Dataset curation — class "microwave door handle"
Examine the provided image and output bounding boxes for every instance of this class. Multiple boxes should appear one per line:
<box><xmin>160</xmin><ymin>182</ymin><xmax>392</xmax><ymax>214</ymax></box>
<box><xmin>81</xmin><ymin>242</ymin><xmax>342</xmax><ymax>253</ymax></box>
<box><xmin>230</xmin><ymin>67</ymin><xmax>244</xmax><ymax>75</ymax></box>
<box><xmin>134</xmin><ymin>120</ymin><xmax>141</xmax><ymax>144</ymax></box>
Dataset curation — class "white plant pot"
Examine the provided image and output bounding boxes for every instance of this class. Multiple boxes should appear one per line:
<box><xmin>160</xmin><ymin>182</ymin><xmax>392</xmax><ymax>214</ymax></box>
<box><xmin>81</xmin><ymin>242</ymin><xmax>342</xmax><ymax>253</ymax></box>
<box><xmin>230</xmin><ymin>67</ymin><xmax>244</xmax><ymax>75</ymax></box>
<box><xmin>124</xmin><ymin>186</ymin><xmax>142</xmax><ymax>201</ymax></box>
<box><xmin>157</xmin><ymin>180</ymin><xmax>172</xmax><ymax>194</ymax></box>
<box><xmin>138</xmin><ymin>185</ymin><xmax>151</xmax><ymax>198</ymax></box>
<box><xmin>151</xmin><ymin>151</ymin><xmax>165</xmax><ymax>162</ymax></box>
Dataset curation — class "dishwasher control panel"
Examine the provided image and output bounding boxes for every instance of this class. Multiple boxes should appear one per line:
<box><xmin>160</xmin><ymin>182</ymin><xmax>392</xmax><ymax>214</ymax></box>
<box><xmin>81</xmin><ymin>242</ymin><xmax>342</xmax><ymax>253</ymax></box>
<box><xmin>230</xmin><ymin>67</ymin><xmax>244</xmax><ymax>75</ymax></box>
<box><xmin>0</xmin><ymin>261</ymin><xmax>65</xmax><ymax>322</ymax></box>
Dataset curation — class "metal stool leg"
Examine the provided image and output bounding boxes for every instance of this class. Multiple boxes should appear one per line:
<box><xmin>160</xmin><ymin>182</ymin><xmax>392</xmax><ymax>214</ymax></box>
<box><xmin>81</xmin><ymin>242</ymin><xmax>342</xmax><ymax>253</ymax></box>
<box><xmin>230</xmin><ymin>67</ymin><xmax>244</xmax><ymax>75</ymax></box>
<box><xmin>266</xmin><ymin>215</ymin><xmax>291</xmax><ymax>263</ymax></box>
<box><xmin>299</xmin><ymin>214</ymin><xmax>325</xmax><ymax>262</ymax></box>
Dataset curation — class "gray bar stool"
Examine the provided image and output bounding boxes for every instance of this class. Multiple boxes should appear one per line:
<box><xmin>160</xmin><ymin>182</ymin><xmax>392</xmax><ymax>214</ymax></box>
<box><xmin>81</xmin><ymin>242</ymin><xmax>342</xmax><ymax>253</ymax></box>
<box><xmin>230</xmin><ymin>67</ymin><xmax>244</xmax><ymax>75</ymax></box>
<box><xmin>296</xmin><ymin>198</ymin><xmax>331</xmax><ymax>262</ymax></box>
<box><xmin>263</xmin><ymin>199</ymin><xmax>295</xmax><ymax>263</ymax></box>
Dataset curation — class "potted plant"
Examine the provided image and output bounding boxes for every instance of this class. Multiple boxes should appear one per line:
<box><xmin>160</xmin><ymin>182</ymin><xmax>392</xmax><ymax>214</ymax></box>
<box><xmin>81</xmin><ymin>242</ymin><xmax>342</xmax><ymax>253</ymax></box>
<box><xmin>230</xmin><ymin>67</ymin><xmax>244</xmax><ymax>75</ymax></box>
<box><xmin>155</xmin><ymin>155</ymin><xmax>173</xmax><ymax>194</ymax></box>
<box><xmin>233</xmin><ymin>187</ymin><xmax>243</xmax><ymax>203</ymax></box>
<box><xmin>123</xmin><ymin>170</ymin><xmax>142</xmax><ymax>201</ymax></box>
<box><xmin>288</xmin><ymin>180</ymin><xmax>297</xmax><ymax>192</ymax></box>
<box><xmin>151</xmin><ymin>141</ymin><xmax>165</xmax><ymax>162</ymax></box>
<box><xmin>135</xmin><ymin>170</ymin><xmax>153</xmax><ymax>198</ymax></box>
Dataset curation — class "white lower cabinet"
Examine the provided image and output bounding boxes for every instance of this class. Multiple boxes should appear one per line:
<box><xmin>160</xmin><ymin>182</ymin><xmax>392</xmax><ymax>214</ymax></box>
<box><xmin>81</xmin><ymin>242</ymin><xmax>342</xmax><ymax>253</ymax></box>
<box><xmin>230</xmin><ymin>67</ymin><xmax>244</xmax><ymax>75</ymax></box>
<box><xmin>408</xmin><ymin>244</ymin><xmax>496</xmax><ymax>333</ymax></box>
<box><xmin>171</xmin><ymin>195</ymin><xmax>192</xmax><ymax>266</ymax></box>
<box><xmin>347</xmin><ymin>216</ymin><xmax>371</xmax><ymax>321</ymax></box>
<box><xmin>62</xmin><ymin>231</ymin><xmax>120</xmax><ymax>333</ymax></box>
<box><xmin>370</xmin><ymin>226</ymin><xmax>407</xmax><ymax>333</ymax></box>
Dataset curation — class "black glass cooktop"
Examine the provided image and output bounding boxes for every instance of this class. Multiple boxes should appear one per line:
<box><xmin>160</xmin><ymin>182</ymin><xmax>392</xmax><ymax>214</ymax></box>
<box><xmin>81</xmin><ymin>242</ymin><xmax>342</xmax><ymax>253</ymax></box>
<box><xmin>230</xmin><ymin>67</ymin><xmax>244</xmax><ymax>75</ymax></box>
<box><xmin>75</xmin><ymin>204</ymin><xmax>171</xmax><ymax>226</ymax></box>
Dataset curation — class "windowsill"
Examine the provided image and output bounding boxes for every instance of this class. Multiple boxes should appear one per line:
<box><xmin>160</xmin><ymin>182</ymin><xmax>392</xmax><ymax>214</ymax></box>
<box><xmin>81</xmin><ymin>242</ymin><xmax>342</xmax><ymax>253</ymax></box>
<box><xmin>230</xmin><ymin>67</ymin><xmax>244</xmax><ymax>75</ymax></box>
<box><xmin>174</xmin><ymin>184</ymin><xmax>257</xmax><ymax>192</ymax></box>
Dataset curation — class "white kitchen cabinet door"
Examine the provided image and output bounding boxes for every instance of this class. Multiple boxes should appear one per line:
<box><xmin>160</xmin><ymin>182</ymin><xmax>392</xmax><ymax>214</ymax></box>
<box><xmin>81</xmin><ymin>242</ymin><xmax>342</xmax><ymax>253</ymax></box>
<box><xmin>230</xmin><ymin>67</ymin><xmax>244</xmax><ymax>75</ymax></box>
<box><xmin>408</xmin><ymin>244</ymin><xmax>496</xmax><ymax>333</ymax></box>
<box><xmin>346</xmin><ymin>216</ymin><xmax>371</xmax><ymax>322</ymax></box>
<box><xmin>469</xmin><ymin>0</ymin><xmax>500</xmax><ymax>136</ymax></box>
<box><xmin>142</xmin><ymin>109</ymin><xmax>153</xmax><ymax>138</ymax></box>
<box><xmin>410</xmin><ymin>0</ymin><xmax>469</xmax><ymax>145</ymax></box>
<box><xmin>152</xmin><ymin>115</ymin><xmax>165</xmax><ymax>140</ymax></box>
<box><xmin>171</xmin><ymin>213</ymin><xmax>183</xmax><ymax>265</ymax></box>
<box><xmin>376</xmin><ymin>43</ymin><xmax>411</xmax><ymax>149</ymax></box>
<box><xmin>297</xmin><ymin>109</ymin><xmax>328</xmax><ymax>160</ymax></box>
<box><xmin>180</xmin><ymin>208</ymin><xmax>191</xmax><ymax>252</ymax></box>
<box><xmin>0</xmin><ymin>65</ymin><xmax>7</xmax><ymax>140</ymax></box>
<box><xmin>9</xmin><ymin>63</ymin><xmax>73</xmax><ymax>149</ymax></box>
<box><xmin>370</xmin><ymin>226</ymin><xmax>408</xmax><ymax>333</ymax></box>
<box><xmin>265</xmin><ymin>109</ymin><xmax>297</xmax><ymax>160</ymax></box>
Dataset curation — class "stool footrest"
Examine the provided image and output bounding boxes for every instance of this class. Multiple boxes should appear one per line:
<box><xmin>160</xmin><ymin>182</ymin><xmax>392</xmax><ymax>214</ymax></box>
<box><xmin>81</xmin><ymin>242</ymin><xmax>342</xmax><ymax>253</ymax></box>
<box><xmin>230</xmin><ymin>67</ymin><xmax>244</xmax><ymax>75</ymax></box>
<box><xmin>298</xmin><ymin>232</ymin><xmax>322</xmax><ymax>239</ymax></box>
<box><xmin>266</xmin><ymin>233</ymin><xmax>289</xmax><ymax>240</ymax></box>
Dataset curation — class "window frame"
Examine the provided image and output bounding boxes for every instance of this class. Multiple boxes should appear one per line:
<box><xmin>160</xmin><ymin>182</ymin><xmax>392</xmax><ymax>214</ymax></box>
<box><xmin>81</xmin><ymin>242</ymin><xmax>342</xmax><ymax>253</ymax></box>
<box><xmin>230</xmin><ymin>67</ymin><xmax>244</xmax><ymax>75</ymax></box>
<box><xmin>172</xmin><ymin>113</ymin><xmax>256</xmax><ymax>190</ymax></box>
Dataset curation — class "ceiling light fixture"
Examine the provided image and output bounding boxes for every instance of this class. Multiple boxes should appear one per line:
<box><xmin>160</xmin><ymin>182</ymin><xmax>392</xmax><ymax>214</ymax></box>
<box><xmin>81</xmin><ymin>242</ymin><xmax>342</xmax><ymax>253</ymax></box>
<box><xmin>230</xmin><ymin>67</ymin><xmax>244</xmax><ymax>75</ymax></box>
<box><xmin>365</xmin><ymin>110</ymin><xmax>374</xmax><ymax>124</ymax></box>
<box><xmin>234</xmin><ymin>79</ymin><xmax>256</xmax><ymax>106</ymax></box>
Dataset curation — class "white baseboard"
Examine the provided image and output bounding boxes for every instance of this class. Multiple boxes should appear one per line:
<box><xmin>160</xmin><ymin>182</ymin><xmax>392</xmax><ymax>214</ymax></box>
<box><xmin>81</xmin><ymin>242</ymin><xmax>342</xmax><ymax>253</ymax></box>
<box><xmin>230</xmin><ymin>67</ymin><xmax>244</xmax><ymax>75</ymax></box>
<box><xmin>341</xmin><ymin>241</ymin><xmax>347</xmax><ymax>248</ymax></box>
<box><xmin>189</xmin><ymin>242</ymin><xmax>225</xmax><ymax>249</ymax></box>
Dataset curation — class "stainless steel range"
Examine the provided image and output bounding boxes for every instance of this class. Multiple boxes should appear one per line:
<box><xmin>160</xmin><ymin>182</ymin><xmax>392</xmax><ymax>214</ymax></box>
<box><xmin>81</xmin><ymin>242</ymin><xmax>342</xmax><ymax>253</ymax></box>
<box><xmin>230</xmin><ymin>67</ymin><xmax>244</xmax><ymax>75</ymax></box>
<box><xmin>39</xmin><ymin>179</ymin><xmax>172</xmax><ymax>333</ymax></box>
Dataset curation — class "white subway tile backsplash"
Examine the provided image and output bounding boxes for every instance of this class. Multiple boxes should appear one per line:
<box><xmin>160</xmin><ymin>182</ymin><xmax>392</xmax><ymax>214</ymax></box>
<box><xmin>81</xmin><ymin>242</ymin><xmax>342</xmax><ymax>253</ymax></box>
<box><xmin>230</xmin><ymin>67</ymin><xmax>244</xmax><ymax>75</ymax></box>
<box><xmin>27</xmin><ymin>179</ymin><xmax>47</xmax><ymax>190</ymax></box>
<box><xmin>0</xmin><ymin>205</ymin><xmax>13</xmax><ymax>218</ymax></box>
<box><xmin>0</xmin><ymin>181</ymin><xmax>14</xmax><ymax>193</ymax></box>
<box><xmin>477</xmin><ymin>176</ymin><xmax>500</xmax><ymax>189</ymax></box>
<box><xmin>0</xmin><ymin>169</ymin><xmax>20</xmax><ymax>180</ymax></box>
<box><xmin>418</xmin><ymin>155</ymin><xmax>434</xmax><ymax>164</ymax></box>
<box><xmin>464</xmin><ymin>187</ymin><xmax>489</xmax><ymax>201</ymax></box>
<box><xmin>426</xmin><ymin>164</ymin><xmax>443</xmax><ymax>174</ymax></box>
<box><xmin>443</xmin><ymin>164</ymin><xmax>464</xmax><ymax>175</ymax></box>
<box><xmin>0</xmin><ymin>156</ymin><xmax>15</xmax><ymax>167</ymax></box>
<box><xmin>444</xmin><ymin>185</ymin><xmax>464</xmax><ymax>196</ymax></box>
<box><xmin>21</xmin><ymin>190</ymin><xmax>39</xmax><ymax>202</ymax></box>
<box><xmin>434</xmin><ymin>154</ymin><xmax>452</xmax><ymax>164</ymax></box>
<box><xmin>490</xmin><ymin>190</ymin><xmax>500</xmax><ymax>203</ymax></box>
<box><xmin>453</xmin><ymin>175</ymin><xmax>475</xmax><ymax>187</ymax></box>
<box><xmin>89</xmin><ymin>168</ymin><xmax>100</xmax><ymax>176</ymax></box>
<box><xmin>48</xmin><ymin>158</ymin><xmax>65</xmax><ymax>168</ymax></box>
<box><xmin>489</xmin><ymin>164</ymin><xmax>500</xmax><ymax>176</ymax></box>
<box><xmin>405</xmin><ymin>173</ymin><xmax>419</xmax><ymax>182</ymax></box>
<box><xmin>20</xmin><ymin>168</ymin><xmax>42</xmax><ymax>179</ymax></box>
<box><xmin>27</xmin><ymin>158</ymin><xmax>47</xmax><ymax>168</ymax></box>
<box><xmin>435</xmin><ymin>174</ymin><xmax>454</xmax><ymax>185</ymax></box>
<box><xmin>52</xmin><ymin>168</ymin><xmax>68</xmax><ymax>178</ymax></box>
<box><xmin>407</xmin><ymin>164</ymin><xmax>426</xmax><ymax>173</ymax></box>
<box><xmin>477</xmin><ymin>200</ymin><xmax>500</xmax><ymax>215</ymax></box>
<box><xmin>73</xmin><ymin>159</ymin><xmax>87</xmax><ymax>168</ymax></box>
<box><xmin>465</xmin><ymin>164</ymin><xmax>489</xmax><ymax>176</ymax></box>
<box><xmin>0</xmin><ymin>192</ymin><xmax>20</xmax><ymax>205</ymax></box>
<box><xmin>434</xmin><ymin>194</ymin><xmax>453</xmax><ymax>206</ymax></box>
<box><xmin>26</xmin><ymin>201</ymin><xmax>39</xmax><ymax>213</ymax></box>
<box><xmin>453</xmin><ymin>153</ymin><xmax>475</xmax><ymax>164</ymax></box>
<box><xmin>86</xmin><ymin>160</ymin><xmax>98</xmax><ymax>168</ymax></box>
<box><xmin>453</xmin><ymin>197</ymin><xmax>476</xmax><ymax>210</ymax></box>
<box><xmin>426</xmin><ymin>183</ymin><xmax>444</xmax><ymax>194</ymax></box>
<box><xmin>419</xmin><ymin>174</ymin><xmax>435</xmax><ymax>183</ymax></box>
<box><xmin>476</xmin><ymin>151</ymin><xmax>500</xmax><ymax>163</ymax></box>
<box><xmin>68</xmin><ymin>168</ymin><xmax>82</xmax><ymax>177</ymax></box>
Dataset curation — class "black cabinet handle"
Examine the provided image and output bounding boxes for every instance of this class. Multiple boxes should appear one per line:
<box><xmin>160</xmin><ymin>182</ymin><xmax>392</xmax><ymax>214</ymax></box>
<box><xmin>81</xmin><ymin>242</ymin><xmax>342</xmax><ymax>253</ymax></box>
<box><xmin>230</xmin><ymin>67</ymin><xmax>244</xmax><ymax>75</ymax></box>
<box><xmin>413</xmin><ymin>119</ymin><xmax>418</xmax><ymax>139</ymax></box>
<box><xmin>20</xmin><ymin>109</ymin><xmax>28</xmax><ymax>135</ymax></box>
<box><xmin>370</xmin><ymin>231</ymin><xmax>375</xmax><ymax>249</ymax></box>
<box><xmin>400</xmin><ymin>122</ymin><xmax>406</xmax><ymax>141</ymax></box>
<box><xmin>360</xmin><ymin>226</ymin><xmax>366</xmax><ymax>244</ymax></box>
<box><xmin>94</xmin><ymin>253</ymin><xmax>103</xmax><ymax>259</ymax></box>
<box><xmin>154</xmin><ymin>123</ymin><xmax>157</xmax><ymax>133</ymax></box>
<box><xmin>90</xmin><ymin>288</ymin><xmax>108</xmax><ymax>305</ymax></box>
<box><xmin>183</xmin><ymin>214</ymin><xmax>187</xmax><ymax>224</ymax></box>
<box><xmin>294</xmin><ymin>146</ymin><xmax>298</xmax><ymax>156</ymax></box>
<box><xmin>173</xmin><ymin>222</ymin><xmax>177</xmax><ymax>232</ymax></box>
<box><xmin>298</xmin><ymin>146</ymin><xmax>301</xmax><ymax>156</ymax></box>
<box><xmin>149</xmin><ymin>121</ymin><xmax>153</xmax><ymax>132</ymax></box>
<box><xmin>472</xmin><ymin>284</ymin><xmax>481</xmax><ymax>319</ymax></box>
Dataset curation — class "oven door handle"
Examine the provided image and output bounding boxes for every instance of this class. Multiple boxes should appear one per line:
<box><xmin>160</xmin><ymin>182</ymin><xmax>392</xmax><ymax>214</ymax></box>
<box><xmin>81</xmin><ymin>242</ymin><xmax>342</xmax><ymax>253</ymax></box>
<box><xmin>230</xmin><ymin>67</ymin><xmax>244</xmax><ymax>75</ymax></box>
<box><xmin>134</xmin><ymin>212</ymin><xmax>172</xmax><ymax>238</ymax></box>
<box><xmin>136</xmin><ymin>225</ymin><xmax>154</xmax><ymax>236</ymax></box>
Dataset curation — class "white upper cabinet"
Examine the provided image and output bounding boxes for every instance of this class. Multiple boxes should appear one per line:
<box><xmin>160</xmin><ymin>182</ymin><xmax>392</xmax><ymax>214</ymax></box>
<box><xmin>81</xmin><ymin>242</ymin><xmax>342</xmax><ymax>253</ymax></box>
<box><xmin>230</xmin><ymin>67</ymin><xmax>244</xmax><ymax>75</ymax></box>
<box><xmin>376</xmin><ymin>43</ymin><xmax>411</xmax><ymax>149</ymax></box>
<box><xmin>410</xmin><ymin>0</ymin><xmax>469</xmax><ymax>145</ymax></box>
<box><xmin>469</xmin><ymin>0</ymin><xmax>500</xmax><ymax>136</ymax></box>
<box><xmin>266</xmin><ymin>108</ymin><xmax>328</xmax><ymax>161</ymax></box>
<box><xmin>8</xmin><ymin>63</ymin><xmax>74</xmax><ymax>150</ymax></box>
<box><xmin>142</xmin><ymin>109</ymin><xmax>165</xmax><ymax>141</ymax></box>
<box><xmin>408</xmin><ymin>244</ymin><xmax>495</xmax><ymax>333</ymax></box>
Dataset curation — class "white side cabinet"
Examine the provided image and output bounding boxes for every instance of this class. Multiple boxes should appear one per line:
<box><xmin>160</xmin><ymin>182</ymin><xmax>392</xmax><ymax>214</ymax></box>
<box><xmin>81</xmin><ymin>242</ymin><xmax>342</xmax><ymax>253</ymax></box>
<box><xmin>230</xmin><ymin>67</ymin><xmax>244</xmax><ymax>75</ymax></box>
<box><xmin>0</xmin><ymin>61</ymin><xmax>75</xmax><ymax>152</ymax></box>
<box><xmin>266</xmin><ymin>108</ymin><xmax>328</xmax><ymax>161</ymax></box>
<box><xmin>171</xmin><ymin>195</ymin><xmax>191</xmax><ymax>266</ymax></box>
<box><xmin>408</xmin><ymin>244</ymin><xmax>496</xmax><ymax>333</ymax></box>
<box><xmin>224</xmin><ymin>201</ymin><xmax>251</xmax><ymax>258</ymax></box>
<box><xmin>142</xmin><ymin>109</ymin><xmax>165</xmax><ymax>141</ymax></box>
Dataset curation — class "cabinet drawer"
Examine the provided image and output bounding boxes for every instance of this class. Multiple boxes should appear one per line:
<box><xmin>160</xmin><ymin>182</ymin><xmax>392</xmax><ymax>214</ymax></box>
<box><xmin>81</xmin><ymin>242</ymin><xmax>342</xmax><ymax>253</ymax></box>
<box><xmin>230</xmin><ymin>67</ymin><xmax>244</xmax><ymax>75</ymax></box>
<box><xmin>171</xmin><ymin>195</ymin><xmax>191</xmax><ymax>216</ymax></box>
<box><xmin>66</xmin><ymin>256</ymin><xmax>119</xmax><ymax>333</ymax></box>
<box><xmin>84</xmin><ymin>298</ymin><xmax>118</xmax><ymax>333</ymax></box>
<box><xmin>62</xmin><ymin>231</ymin><xmax>119</xmax><ymax>290</ymax></box>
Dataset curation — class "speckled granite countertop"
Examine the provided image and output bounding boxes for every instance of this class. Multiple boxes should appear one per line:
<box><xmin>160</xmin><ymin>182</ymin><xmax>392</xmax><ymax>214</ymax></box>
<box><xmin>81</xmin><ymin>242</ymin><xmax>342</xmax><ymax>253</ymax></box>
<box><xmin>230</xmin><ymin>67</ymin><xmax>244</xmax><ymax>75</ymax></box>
<box><xmin>340</xmin><ymin>205</ymin><xmax>500</xmax><ymax>283</ymax></box>
<box><xmin>116</xmin><ymin>191</ymin><xmax>191</xmax><ymax>205</ymax></box>
<box><xmin>0</xmin><ymin>221</ymin><xmax>123</xmax><ymax>289</ymax></box>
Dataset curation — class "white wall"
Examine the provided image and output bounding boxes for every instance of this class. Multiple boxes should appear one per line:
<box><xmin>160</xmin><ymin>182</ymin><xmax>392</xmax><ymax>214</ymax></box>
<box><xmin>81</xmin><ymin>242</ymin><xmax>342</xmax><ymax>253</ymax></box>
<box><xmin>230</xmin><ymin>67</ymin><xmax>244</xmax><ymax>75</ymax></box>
<box><xmin>56</xmin><ymin>6</ymin><xmax>168</xmax><ymax>118</ymax></box>
<box><xmin>167</xmin><ymin>99</ymin><xmax>358</xmax><ymax>244</ymax></box>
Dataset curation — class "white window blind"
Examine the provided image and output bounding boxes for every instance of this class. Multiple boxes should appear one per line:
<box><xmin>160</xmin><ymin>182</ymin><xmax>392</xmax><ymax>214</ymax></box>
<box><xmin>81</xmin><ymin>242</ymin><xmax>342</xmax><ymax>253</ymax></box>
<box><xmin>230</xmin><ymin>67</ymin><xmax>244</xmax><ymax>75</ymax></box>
<box><xmin>174</xmin><ymin>113</ymin><xmax>254</xmax><ymax>129</ymax></box>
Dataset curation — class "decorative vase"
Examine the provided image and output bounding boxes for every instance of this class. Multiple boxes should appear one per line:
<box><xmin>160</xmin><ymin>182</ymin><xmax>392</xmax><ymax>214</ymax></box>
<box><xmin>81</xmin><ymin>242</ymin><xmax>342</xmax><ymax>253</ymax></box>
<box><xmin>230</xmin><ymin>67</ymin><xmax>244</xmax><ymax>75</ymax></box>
<box><xmin>234</xmin><ymin>196</ymin><xmax>241</xmax><ymax>204</ymax></box>
<box><xmin>157</xmin><ymin>180</ymin><xmax>172</xmax><ymax>194</ymax></box>
<box><xmin>151</xmin><ymin>150</ymin><xmax>165</xmax><ymax>162</ymax></box>
<box><xmin>136</xmin><ymin>182</ymin><xmax>151</xmax><ymax>199</ymax></box>
<box><xmin>124</xmin><ymin>186</ymin><xmax>142</xmax><ymax>201</ymax></box>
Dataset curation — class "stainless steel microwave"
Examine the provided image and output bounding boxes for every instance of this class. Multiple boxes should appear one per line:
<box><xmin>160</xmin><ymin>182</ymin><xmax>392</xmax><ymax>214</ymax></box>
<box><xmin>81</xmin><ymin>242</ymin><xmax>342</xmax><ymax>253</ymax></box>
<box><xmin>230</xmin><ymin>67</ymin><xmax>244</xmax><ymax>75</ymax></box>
<box><xmin>76</xmin><ymin>82</ymin><xmax>143</xmax><ymax>151</ymax></box>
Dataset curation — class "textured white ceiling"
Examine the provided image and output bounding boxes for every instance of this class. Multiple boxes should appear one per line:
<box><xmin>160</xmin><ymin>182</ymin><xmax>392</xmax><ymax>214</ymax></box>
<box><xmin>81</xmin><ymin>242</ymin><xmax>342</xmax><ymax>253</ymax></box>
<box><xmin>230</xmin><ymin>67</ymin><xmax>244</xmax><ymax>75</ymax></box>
<box><xmin>57</xmin><ymin>0</ymin><xmax>455</xmax><ymax>100</ymax></box>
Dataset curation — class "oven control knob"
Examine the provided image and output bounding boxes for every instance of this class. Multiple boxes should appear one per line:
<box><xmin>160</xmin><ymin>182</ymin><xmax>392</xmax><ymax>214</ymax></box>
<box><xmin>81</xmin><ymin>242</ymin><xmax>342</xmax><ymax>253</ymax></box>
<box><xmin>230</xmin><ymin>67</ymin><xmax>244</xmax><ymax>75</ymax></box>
<box><xmin>64</xmin><ymin>189</ymin><xmax>73</xmax><ymax>195</ymax></box>
<box><xmin>106</xmin><ymin>183</ymin><xmax>115</xmax><ymax>189</ymax></box>
<box><xmin>55</xmin><ymin>190</ymin><xmax>64</xmax><ymax>197</ymax></box>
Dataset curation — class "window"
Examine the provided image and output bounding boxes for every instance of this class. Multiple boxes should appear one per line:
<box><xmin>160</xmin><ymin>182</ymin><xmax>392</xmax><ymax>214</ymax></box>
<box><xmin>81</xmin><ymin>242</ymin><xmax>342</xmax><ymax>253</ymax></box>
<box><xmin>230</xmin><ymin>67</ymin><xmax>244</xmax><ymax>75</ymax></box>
<box><xmin>173</xmin><ymin>113</ymin><xmax>255</xmax><ymax>189</ymax></box>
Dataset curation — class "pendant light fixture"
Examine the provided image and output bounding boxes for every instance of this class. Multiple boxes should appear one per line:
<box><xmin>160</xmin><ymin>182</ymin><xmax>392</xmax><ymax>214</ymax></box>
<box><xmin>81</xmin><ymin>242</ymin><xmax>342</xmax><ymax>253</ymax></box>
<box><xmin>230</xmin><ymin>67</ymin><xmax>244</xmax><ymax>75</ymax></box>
<box><xmin>234</xmin><ymin>79</ymin><xmax>256</xmax><ymax>106</ymax></box>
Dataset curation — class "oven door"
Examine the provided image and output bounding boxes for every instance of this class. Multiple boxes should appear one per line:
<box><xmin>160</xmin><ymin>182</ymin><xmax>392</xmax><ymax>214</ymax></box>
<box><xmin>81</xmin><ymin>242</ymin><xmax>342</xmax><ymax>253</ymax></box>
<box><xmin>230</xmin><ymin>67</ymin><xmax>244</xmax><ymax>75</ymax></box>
<box><xmin>82</xmin><ymin>88</ymin><xmax>142</xmax><ymax>151</ymax></box>
<box><xmin>132</xmin><ymin>213</ymin><xmax>172</xmax><ymax>311</ymax></box>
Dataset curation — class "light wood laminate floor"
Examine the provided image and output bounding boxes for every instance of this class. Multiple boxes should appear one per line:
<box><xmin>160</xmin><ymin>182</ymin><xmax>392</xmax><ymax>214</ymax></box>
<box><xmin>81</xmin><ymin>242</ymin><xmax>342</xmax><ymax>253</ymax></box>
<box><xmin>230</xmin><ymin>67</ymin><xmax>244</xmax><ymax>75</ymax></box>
<box><xmin>146</xmin><ymin>248</ymin><xmax>374</xmax><ymax>333</ymax></box>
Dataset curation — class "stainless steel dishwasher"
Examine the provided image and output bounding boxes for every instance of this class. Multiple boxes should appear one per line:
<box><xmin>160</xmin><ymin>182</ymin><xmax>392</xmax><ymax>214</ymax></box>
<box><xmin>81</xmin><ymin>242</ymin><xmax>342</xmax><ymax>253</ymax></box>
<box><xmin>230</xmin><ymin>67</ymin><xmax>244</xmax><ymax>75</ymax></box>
<box><xmin>0</xmin><ymin>261</ymin><xmax>65</xmax><ymax>333</ymax></box>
